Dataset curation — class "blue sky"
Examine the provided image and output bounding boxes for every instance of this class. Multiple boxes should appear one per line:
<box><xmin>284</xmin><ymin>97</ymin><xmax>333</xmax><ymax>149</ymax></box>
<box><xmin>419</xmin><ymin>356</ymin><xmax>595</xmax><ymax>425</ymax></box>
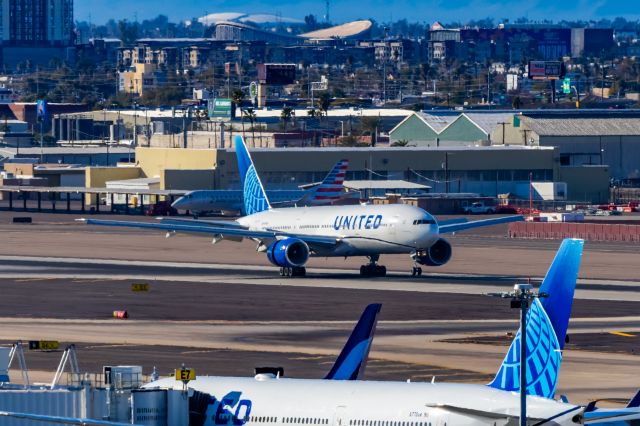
<box><xmin>76</xmin><ymin>0</ymin><xmax>640</xmax><ymax>24</ymax></box>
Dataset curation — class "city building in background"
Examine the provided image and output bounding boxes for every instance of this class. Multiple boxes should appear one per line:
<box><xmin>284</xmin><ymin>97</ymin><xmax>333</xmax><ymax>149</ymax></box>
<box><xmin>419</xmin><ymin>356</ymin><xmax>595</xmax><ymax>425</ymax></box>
<box><xmin>0</xmin><ymin>0</ymin><xmax>75</xmax><ymax>68</ymax></box>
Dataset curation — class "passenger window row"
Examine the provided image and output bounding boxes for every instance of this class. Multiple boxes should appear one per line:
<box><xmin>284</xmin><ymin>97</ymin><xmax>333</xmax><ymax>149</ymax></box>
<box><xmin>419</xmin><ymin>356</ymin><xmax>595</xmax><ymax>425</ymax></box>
<box><xmin>350</xmin><ymin>420</ymin><xmax>430</xmax><ymax>426</ymax></box>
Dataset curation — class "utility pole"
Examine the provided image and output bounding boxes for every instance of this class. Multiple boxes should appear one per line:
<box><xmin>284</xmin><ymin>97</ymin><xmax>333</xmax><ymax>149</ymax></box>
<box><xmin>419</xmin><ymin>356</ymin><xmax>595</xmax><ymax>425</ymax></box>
<box><xmin>487</xmin><ymin>283</ymin><xmax>549</xmax><ymax>426</ymax></box>
<box><xmin>382</xmin><ymin>27</ymin><xmax>389</xmax><ymax>105</ymax></box>
<box><xmin>601</xmin><ymin>63</ymin><xmax>605</xmax><ymax>102</ymax></box>
<box><xmin>499</xmin><ymin>121</ymin><xmax>508</xmax><ymax>145</ymax></box>
<box><xmin>487</xmin><ymin>71</ymin><xmax>491</xmax><ymax>106</ymax></box>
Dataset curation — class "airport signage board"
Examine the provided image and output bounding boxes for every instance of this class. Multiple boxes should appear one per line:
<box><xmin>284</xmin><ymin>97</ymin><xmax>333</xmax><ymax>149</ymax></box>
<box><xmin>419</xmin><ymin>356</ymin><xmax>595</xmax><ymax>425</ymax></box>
<box><xmin>131</xmin><ymin>283</ymin><xmax>149</xmax><ymax>292</ymax></box>
<box><xmin>29</xmin><ymin>340</ymin><xmax>60</xmax><ymax>350</ymax></box>
<box><xmin>257</xmin><ymin>64</ymin><xmax>296</xmax><ymax>85</ymax></box>
<box><xmin>208</xmin><ymin>98</ymin><xmax>235</xmax><ymax>119</ymax></box>
<box><xmin>175</xmin><ymin>368</ymin><xmax>196</xmax><ymax>382</ymax></box>
<box><xmin>528</xmin><ymin>61</ymin><xmax>564</xmax><ymax>80</ymax></box>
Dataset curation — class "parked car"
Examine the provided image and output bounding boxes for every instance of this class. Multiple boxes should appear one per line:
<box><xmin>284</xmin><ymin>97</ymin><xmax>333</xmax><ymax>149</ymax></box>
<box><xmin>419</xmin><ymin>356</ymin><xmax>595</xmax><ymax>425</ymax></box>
<box><xmin>463</xmin><ymin>202</ymin><xmax>495</xmax><ymax>214</ymax></box>
<box><xmin>146</xmin><ymin>201</ymin><xmax>178</xmax><ymax>216</ymax></box>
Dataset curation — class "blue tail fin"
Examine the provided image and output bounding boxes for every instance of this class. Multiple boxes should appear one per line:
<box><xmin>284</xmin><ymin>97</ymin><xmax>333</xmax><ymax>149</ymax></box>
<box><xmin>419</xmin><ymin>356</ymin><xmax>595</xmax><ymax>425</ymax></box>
<box><xmin>235</xmin><ymin>135</ymin><xmax>271</xmax><ymax>215</ymax></box>
<box><xmin>627</xmin><ymin>390</ymin><xmax>640</xmax><ymax>408</ymax></box>
<box><xmin>488</xmin><ymin>238</ymin><xmax>584</xmax><ymax>399</ymax></box>
<box><xmin>324</xmin><ymin>303</ymin><xmax>381</xmax><ymax>380</ymax></box>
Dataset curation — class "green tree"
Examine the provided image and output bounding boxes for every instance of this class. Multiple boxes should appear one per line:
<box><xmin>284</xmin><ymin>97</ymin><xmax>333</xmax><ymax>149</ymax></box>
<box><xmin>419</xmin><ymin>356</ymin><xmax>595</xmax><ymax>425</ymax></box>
<box><xmin>118</xmin><ymin>20</ymin><xmax>139</xmax><ymax>45</ymax></box>
<box><xmin>317</xmin><ymin>92</ymin><xmax>331</xmax><ymax>117</ymax></box>
<box><xmin>512</xmin><ymin>96</ymin><xmax>522</xmax><ymax>109</ymax></box>
<box><xmin>243</xmin><ymin>108</ymin><xmax>257</xmax><ymax>144</ymax></box>
<box><xmin>361</xmin><ymin>116</ymin><xmax>382</xmax><ymax>147</ymax></box>
<box><xmin>280</xmin><ymin>106</ymin><xmax>294</xmax><ymax>132</ymax></box>
<box><xmin>231</xmin><ymin>89</ymin><xmax>245</xmax><ymax>106</ymax></box>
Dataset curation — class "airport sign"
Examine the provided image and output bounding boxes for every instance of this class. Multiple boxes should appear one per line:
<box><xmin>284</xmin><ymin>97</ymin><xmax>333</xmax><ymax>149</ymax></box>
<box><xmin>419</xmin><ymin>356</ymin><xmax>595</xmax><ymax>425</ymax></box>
<box><xmin>175</xmin><ymin>368</ymin><xmax>196</xmax><ymax>382</ymax></box>
<box><xmin>131</xmin><ymin>283</ymin><xmax>150</xmax><ymax>292</ymax></box>
<box><xmin>29</xmin><ymin>340</ymin><xmax>60</xmax><ymax>351</ymax></box>
<box><xmin>208</xmin><ymin>98</ymin><xmax>235</xmax><ymax>119</ymax></box>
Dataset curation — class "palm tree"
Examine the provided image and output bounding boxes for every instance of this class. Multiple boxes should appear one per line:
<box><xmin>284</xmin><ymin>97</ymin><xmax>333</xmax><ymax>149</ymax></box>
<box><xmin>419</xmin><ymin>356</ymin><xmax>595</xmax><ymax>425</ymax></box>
<box><xmin>361</xmin><ymin>116</ymin><xmax>382</xmax><ymax>146</ymax></box>
<box><xmin>280</xmin><ymin>106</ymin><xmax>293</xmax><ymax>133</ymax></box>
<box><xmin>243</xmin><ymin>108</ymin><xmax>257</xmax><ymax>146</ymax></box>
<box><xmin>317</xmin><ymin>92</ymin><xmax>331</xmax><ymax>118</ymax></box>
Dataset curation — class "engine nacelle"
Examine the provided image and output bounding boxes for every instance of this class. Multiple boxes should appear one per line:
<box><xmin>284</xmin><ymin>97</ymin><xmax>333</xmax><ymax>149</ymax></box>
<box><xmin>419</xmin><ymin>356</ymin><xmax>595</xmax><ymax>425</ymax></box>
<box><xmin>266</xmin><ymin>238</ymin><xmax>310</xmax><ymax>268</ymax></box>
<box><xmin>415</xmin><ymin>238</ymin><xmax>452</xmax><ymax>266</ymax></box>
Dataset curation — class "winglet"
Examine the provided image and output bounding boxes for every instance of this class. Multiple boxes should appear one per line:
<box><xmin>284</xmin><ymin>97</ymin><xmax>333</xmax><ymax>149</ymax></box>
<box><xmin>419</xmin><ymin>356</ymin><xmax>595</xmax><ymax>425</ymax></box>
<box><xmin>627</xmin><ymin>389</ymin><xmax>640</xmax><ymax>408</ymax></box>
<box><xmin>488</xmin><ymin>238</ymin><xmax>584</xmax><ymax>399</ymax></box>
<box><xmin>235</xmin><ymin>135</ymin><xmax>271</xmax><ymax>215</ymax></box>
<box><xmin>324</xmin><ymin>303</ymin><xmax>381</xmax><ymax>380</ymax></box>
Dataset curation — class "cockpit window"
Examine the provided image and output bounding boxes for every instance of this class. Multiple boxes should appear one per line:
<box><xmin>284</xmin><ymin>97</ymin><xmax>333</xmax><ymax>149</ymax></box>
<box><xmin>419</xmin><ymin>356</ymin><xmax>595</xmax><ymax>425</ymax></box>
<box><xmin>413</xmin><ymin>219</ymin><xmax>436</xmax><ymax>225</ymax></box>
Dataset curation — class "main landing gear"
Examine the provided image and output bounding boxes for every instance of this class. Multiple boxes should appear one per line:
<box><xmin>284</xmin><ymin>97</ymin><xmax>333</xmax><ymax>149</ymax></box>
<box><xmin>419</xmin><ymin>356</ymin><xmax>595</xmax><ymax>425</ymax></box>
<box><xmin>279</xmin><ymin>266</ymin><xmax>306</xmax><ymax>277</ymax></box>
<box><xmin>411</xmin><ymin>265</ymin><xmax>423</xmax><ymax>276</ymax></box>
<box><xmin>360</xmin><ymin>255</ymin><xmax>386</xmax><ymax>278</ymax></box>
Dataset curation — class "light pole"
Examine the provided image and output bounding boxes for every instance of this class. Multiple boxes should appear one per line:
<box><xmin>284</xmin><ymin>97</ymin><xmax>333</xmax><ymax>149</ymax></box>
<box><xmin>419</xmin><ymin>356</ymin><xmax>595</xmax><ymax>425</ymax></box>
<box><xmin>487</xmin><ymin>283</ymin><xmax>549</xmax><ymax>426</ymax></box>
<box><xmin>102</xmin><ymin>106</ymin><xmax>109</xmax><ymax>165</ymax></box>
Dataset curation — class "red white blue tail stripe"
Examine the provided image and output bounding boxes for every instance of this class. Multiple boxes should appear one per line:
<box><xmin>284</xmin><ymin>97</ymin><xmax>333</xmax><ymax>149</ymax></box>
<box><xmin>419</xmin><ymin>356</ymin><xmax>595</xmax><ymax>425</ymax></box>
<box><xmin>311</xmin><ymin>159</ymin><xmax>349</xmax><ymax>204</ymax></box>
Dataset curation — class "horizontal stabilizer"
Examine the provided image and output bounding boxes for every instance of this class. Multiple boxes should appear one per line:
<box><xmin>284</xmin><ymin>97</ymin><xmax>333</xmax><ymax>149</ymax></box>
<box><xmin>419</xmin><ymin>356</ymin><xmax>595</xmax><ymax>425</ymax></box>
<box><xmin>438</xmin><ymin>215</ymin><xmax>523</xmax><ymax>234</ymax></box>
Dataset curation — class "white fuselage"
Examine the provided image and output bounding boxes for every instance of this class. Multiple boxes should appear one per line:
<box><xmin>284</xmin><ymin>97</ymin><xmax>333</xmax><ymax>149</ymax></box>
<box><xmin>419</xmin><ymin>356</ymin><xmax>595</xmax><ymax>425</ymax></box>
<box><xmin>146</xmin><ymin>376</ymin><xmax>581</xmax><ymax>426</ymax></box>
<box><xmin>173</xmin><ymin>190</ymin><xmax>307</xmax><ymax>213</ymax></box>
<box><xmin>237</xmin><ymin>204</ymin><xmax>439</xmax><ymax>256</ymax></box>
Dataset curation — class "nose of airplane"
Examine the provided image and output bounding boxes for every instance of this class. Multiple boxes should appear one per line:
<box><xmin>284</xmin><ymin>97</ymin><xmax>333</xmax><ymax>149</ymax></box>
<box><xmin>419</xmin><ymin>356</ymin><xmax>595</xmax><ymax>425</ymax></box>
<box><xmin>171</xmin><ymin>197</ymin><xmax>185</xmax><ymax>209</ymax></box>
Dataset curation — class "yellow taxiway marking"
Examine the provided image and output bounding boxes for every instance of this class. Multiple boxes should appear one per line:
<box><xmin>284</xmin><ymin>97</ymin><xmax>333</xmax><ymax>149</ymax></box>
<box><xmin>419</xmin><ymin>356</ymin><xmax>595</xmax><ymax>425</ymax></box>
<box><xmin>14</xmin><ymin>278</ymin><xmax>56</xmax><ymax>282</ymax></box>
<box><xmin>609</xmin><ymin>331</ymin><xmax>636</xmax><ymax>337</ymax></box>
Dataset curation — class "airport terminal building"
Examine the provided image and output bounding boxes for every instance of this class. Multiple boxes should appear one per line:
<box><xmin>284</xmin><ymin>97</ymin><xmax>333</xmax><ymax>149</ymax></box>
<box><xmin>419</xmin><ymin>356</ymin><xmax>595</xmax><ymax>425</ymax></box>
<box><xmin>84</xmin><ymin>145</ymin><xmax>609</xmax><ymax>203</ymax></box>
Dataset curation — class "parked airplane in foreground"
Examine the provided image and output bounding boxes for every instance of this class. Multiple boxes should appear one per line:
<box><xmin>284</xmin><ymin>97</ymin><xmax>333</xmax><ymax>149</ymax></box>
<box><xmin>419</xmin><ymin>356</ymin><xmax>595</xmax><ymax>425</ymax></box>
<box><xmin>143</xmin><ymin>239</ymin><xmax>585</xmax><ymax>426</ymax></box>
<box><xmin>171</xmin><ymin>159</ymin><xmax>351</xmax><ymax>217</ymax></box>
<box><xmin>82</xmin><ymin>136</ymin><xmax>523</xmax><ymax>277</ymax></box>
<box><xmin>0</xmin><ymin>304</ymin><xmax>381</xmax><ymax>425</ymax></box>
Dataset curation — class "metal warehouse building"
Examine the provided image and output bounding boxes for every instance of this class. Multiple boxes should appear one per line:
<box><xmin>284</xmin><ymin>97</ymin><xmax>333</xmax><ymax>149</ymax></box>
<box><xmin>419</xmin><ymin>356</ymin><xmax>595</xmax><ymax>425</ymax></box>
<box><xmin>493</xmin><ymin>113</ymin><xmax>640</xmax><ymax>181</ymax></box>
<box><xmin>389</xmin><ymin>111</ymin><xmax>514</xmax><ymax>146</ymax></box>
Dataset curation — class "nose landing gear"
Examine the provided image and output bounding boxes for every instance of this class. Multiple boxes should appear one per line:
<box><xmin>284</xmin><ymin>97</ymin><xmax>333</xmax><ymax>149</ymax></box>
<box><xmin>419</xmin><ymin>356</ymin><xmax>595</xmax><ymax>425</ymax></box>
<box><xmin>411</xmin><ymin>266</ymin><xmax>423</xmax><ymax>276</ymax></box>
<box><xmin>360</xmin><ymin>255</ymin><xmax>387</xmax><ymax>278</ymax></box>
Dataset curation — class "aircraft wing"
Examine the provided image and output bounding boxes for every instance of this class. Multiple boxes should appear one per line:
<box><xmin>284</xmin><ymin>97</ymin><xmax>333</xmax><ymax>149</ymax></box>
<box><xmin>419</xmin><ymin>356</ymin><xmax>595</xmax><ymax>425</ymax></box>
<box><xmin>438</xmin><ymin>215</ymin><xmax>524</xmax><ymax>234</ymax></box>
<box><xmin>427</xmin><ymin>403</ymin><xmax>582</xmax><ymax>425</ymax></box>
<box><xmin>584</xmin><ymin>409</ymin><xmax>640</xmax><ymax>425</ymax></box>
<box><xmin>81</xmin><ymin>219</ymin><xmax>339</xmax><ymax>247</ymax></box>
<box><xmin>158</xmin><ymin>217</ymin><xmax>246</xmax><ymax>229</ymax></box>
<box><xmin>0</xmin><ymin>410</ymin><xmax>135</xmax><ymax>425</ymax></box>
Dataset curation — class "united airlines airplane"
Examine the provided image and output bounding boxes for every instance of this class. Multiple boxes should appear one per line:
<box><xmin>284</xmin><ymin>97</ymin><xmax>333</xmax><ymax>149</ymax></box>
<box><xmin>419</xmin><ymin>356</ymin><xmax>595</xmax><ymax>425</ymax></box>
<box><xmin>172</xmin><ymin>159</ymin><xmax>351</xmax><ymax>217</ymax></box>
<box><xmin>82</xmin><ymin>136</ymin><xmax>523</xmax><ymax>277</ymax></box>
<box><xmin>141</xmin><ymin>239</ymin><xmax>586</xmax><ymax>426</ymax></box>
<box><xmin>0</xmin><ymin>304</ymin><xmax>381</xmax><ymax>425</ymax></box>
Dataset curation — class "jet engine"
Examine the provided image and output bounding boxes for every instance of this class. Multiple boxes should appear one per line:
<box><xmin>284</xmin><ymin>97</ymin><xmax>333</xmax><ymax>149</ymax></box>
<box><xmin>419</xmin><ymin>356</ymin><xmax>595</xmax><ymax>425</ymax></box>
<box><xmin>415</xmin><ymin>238</ymin><xmax>452</xmax><ymax>266</ymax></box>
<box><xmin>266</xmin><ymin>238</ymin><xmax>310</xmax><ymax>268</ymax></box>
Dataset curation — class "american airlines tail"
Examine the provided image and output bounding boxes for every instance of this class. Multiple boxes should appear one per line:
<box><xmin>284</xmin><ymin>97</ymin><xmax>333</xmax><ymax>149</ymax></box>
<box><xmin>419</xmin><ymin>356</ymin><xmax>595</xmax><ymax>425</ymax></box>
<box><xmin>325</xmin><ymin>303</ymin><xmax>381</xmax><ymax>380</ymax></box>
<box><xmin>488</xmin><ymin>238</ymin><xmax>584</xmax><ymax>399</ymax></box>
<box><xmin>303</xmin><ymin>159</ymin><xmax>349</xmax><ymax>205</ymax></box>
<box><xmin>235</xmin><ymin>135</ymin><xmax>271</xmax><ymax>215</ymax></box>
